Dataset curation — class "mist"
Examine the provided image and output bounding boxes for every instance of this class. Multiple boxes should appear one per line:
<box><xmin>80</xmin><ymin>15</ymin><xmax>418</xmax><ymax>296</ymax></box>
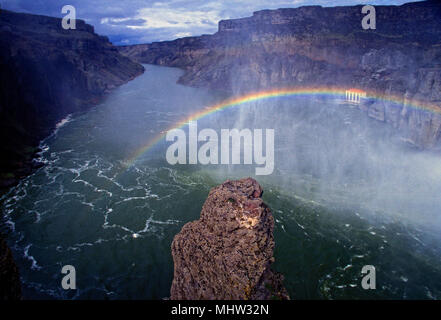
<box><xmin>194</xmin><ymin>95</ymin><xmax>441</xmax><ymax>230</ymax></box>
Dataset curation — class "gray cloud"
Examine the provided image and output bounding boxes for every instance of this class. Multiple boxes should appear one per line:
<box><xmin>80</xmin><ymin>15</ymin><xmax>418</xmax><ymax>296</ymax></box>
<box><xmin>105</xmin><ymin>18</ymin><xmax>148</xmax><ymax>27</ymax></box>
<box><xmin>1</xmin><ymin>0</ymin><xmax>421</xmax><ymax>45</ymax></box>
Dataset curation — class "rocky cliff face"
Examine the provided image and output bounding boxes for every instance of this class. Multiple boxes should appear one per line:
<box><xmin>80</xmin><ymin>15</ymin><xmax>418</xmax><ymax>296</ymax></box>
<box><xmin>170</xmin><ymin>178</ymin><xmax>289</xmax><ymax>300</ymax></box>
<box><xmin>0</xmin><ymin>10</ymin><xmax>144</xmax><ymax>189</ymax></box>
<box><xmin>119</xmin><ymin>0</ymin><xmax>441</xmax><ymax>150</ymax></box>
<box><xmin>0</xmin><ymin>236</ymin><xmax>21</xmax><ymax>300</ymax></box>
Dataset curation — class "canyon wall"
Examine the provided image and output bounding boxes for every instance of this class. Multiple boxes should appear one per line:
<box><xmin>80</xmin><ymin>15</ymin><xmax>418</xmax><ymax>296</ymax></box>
<box><xmin>119</xmin><ymin>0</ymin><xmax>441</xmax><ymax>150</ymax></box>
<box><xmin>0</xmin><ymin>10</ymin><xmax>144</xmax><ymax>189</ymax></box>
<box><xmin>170</xmin><ymin>178</ymin><xmax>289</xmax><ymax>300</ymax></box>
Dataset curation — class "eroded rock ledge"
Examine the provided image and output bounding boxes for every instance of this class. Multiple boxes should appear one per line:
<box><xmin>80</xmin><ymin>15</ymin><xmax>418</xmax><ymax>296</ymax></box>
<box><xmin>170</xmin><ymin>178</ymin><xmax>289</xmax><ymax>300</ymax></box>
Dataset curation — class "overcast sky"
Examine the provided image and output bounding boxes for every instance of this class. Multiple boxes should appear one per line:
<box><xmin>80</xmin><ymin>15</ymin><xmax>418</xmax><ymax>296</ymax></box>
<box><xmin>1</xmin><ymin>0</ymin><xmax>421</xmax><ymax>45</ymax></box>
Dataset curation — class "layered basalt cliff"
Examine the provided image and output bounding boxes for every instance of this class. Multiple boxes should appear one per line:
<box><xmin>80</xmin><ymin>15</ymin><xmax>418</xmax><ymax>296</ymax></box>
<box><xmin>170</xmin><ymin>178</ymin><xmax>289</xmax><ymax>300</ymax></box>
<box><xmin>119</xmin><ymin>0</ymin><xmax>441</xmax><ymax>150</ymax></box>
<box><xmin>0</xmin><ymin>10</ymin><xmax>144</xmax><ymax>189</ymax></box>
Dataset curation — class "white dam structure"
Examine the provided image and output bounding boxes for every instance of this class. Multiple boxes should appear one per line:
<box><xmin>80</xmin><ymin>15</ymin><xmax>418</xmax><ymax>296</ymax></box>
<box><xmin>345</xmin><ymin>89</ymin><xmax>366</xmax><ymax>104</ymax></box>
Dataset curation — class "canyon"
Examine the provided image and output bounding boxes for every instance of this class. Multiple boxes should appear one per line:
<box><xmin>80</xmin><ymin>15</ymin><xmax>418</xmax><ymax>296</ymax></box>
<box><xmin>0</xmin><ymin>10</ymin><xmax>144</xmax><ymax>190</ymax></box>
<box><xmin>1</xmin><ymin>1</ymin><xmax>441</xmax><ymax>301</ymax></box>
<box><xmin>0</xmin><ymin>10</ymin><xmax>144</xmax><ymax>299</ymax></box>
<box><xmin>119</xmin><ymin>0</ymin><xmax>441</xmax><ymax>151</ymax></box>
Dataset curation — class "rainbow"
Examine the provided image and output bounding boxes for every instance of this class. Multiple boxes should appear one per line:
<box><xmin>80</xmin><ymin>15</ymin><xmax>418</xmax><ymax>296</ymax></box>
<box><xmin>124</xmin><ymin>86</ymin><xmax>441</xmax><ymax>167</ymax></box>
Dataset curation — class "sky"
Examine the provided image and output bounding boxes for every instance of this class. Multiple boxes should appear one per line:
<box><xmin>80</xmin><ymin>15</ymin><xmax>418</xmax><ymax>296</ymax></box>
<box><xmin>1</xmin><ymin>0</ymin><xmax>421</xmax><ymax>45</ymax></box>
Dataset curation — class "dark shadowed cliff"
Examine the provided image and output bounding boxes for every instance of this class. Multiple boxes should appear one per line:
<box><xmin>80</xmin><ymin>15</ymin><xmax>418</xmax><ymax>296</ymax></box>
<box><xmin>171</xmin><ymin>178</ymin><xmax>289</xmax><ymax>300</ymax></box>
<box><xmin>119</xmin><ymin>0</ymin><xmax>441</xmax><ymax>150</ymax></box>
<box><xmin>0</xmin><ymin>10</ymin><xmax>144</xmax><ymax>189</ymax></box>
<box><xmin>0</xmin><ymin>236</ymin><xmax>21</xmax><ymax>299</ymax></box>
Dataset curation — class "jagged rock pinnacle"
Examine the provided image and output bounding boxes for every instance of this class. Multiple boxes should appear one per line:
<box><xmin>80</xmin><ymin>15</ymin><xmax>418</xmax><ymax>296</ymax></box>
<box><xmin>170</xmin><ymin>178</ymin><xmax>289</xmax><ymax>300</ymax></box>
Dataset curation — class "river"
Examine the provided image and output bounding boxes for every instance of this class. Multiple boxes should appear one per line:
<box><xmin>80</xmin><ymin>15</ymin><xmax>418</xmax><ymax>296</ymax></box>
<box><xmin>1</xmin><ymin>64</ymin><xmax>441</xmax><ymax>299</ymax></box>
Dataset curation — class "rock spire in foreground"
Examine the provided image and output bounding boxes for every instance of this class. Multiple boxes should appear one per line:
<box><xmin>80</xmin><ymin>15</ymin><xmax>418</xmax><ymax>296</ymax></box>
<box><xmin>170</xmin><ymin>178</ymin><xmax>289</xmax><ymax>300</ymax></box>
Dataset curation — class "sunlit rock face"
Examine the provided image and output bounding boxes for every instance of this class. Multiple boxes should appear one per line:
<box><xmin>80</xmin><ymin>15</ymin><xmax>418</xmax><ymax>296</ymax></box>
<box><xmin>0</xmin><ymin>10</ymin><xmax>144</xmax><ymax>189</ymax></box>
<box><xmin>0</xmin><ymin>237</ymin><xmax>21</xmax><ymax>300</ymax></box>
<box><xmin>119</xmin><ymin>1</ymin><xmax>441</xmax><ymax>150</ymax></box>
<box><xmin>170</xmin><ymin>178</ymin><xmax>289</xmax><ymax>300</ymax></box>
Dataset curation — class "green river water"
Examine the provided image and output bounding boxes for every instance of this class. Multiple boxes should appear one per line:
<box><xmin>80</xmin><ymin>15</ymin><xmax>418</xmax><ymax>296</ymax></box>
<box><xmin>1</xmin><ymin>64</ymin><xmax>441</xmax><ymax>299</ymax></box>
